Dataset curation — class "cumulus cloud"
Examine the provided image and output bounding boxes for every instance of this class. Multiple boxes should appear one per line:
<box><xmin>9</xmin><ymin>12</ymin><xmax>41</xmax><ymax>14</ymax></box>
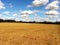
<box><xmin>46</xmin><ymin>15</ymin><xmax>58</xmax><ymax>19</ymax></box>
<box><xmin>20</xmin><ymin>10</ymin><xmax>39</xmax><ymax>20</ymax></box>
<box><xmin>45</xmin><ymin>0</ymin><xmax>60</xmax><ymax>22</ymax></box>
<box><xmin>44</xmin><ymin>17</ymin><xmax>58</xmax><ymax>22</ymax></box>
<box><xmin>46</xmin><ymin>20</ymin><xmax>57</xmax><ymax>22</ymax></box>
<box><xmin>34</xmin><ymin>17</ymin><xmax>51</xmax><ymax>22</ymax></box>
<box><xmin>13</xmin><ymin>13</ymin><xmax>17</xmax><ymax>16</ymax></box>
<box><xmin>20</xmin><ymin>10</ymin><xmax>39</xmax><ymax>15</ymax></box>
<box><xmin>32</xmin><ymin>0</ymin><xmax>49</xmax><ymax>7</ymax></box>
<box><xmin>34</xmin><ymin>16</ymin><xmax>40</xmax><ymax>22</ymax></box>
<box><xmin>20</xmin><ymin>10</ymin><xmax>58</xmax><ymax>22</ymax></box>
<box><xmin>34</xmin><ymin>17</ymin><xmax>46</xmax><ymax>22</ymax></box>
<box><xmin>46</xmin><ymin>1</ymin><xmax>59</xmax><ymax>10</ymax></box>
<box><xmin>57</xmin><ymin>19</ymin><xmax>60</xmax><ymax>22</ymax></box>
<box><xmin>20</xmin><ymin>15</ymin><xmax>28</xmax><ymax>18</ymax></box>
<box><xmin>20</xmin><ymin>15</ymin><xmax>30</xmax><ymax>22</ymax></box>
<box><xmin>45</xmin><ymin>10</ymin><xmax>59</xmax><ymax>22</ymax></box>
<box><xmin>45</xmin><ymin>10</ymin><xmax>59</xmax><ymax>15</ymax></box>
<box><xmin>19</xmin><ymin>10</ymin><xmax>40</xmax><ymax>22</ymax></box>
<box><xmin>15</xmin><ymin>19</ymin><xmax>20</xmax><ymax>21</ymax></box>
<box><xmin>20</xmin><ymin>10</ymin><xmax>33</xmax><ymax>15</ymax></box>
<box><xmin>0</xmin><ymin>1</ymin><xmax>5</xmax><ymax>9</ymax></box>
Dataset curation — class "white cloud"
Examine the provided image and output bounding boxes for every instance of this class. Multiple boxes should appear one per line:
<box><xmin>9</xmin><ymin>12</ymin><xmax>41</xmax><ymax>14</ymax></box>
<box><xmin>20</xmin><ymin>15</ymin><xmax>28</xmax><ymax>17</ymax></box>
<box><xmin>46</xmin><ymin>15</ymin><xmax>58</xmax><ymax>19</ymax></box>
<box><xmin>34</xmin><ymin>17</ymin><xmax>46</xmax><ymax>22</ymax></box>
<box><xmin>27</xmin><ymin>5</ymin><xmax>33</xmax><ymax>7</ymax></box>
<box><xmin>32</xmin><ymin>0</ymin><xmax>49</xmax><ymax>7</ymax></box>
<box><xmin>44</xmin><ymin>17</ymin><xmax>58</xmax><ymax>22</ymax></box>
<box><xmin>45</xmin><ymin>10</ymin><xmax>59</xmax><ymax>15</ymax></box>
<box><xmin>34</xmin><ymin>17</ymin><xmax>51</xmax><ymax>22</ymax></box>
<box><xmin>20</xmin><ymin>10</ymin><xmax>39</xmax><ymax>15</ymax></box>
<box><xmin>45</xmin><ymin>12</ymin><xmax>59</xmax><ymax>22</ymax></box>
<box><xmin>19</xmin><ymin>10</ymin><xmax>40</xmax><ymax>22</ymax></box>
<box><xmin>46</xmin><ymin>1</ymin><xmax>59</xmax><ymax>10</ymax></box>
<box><xmin>0</xmin><ymin>14</ymin><xmax>2</xmax><ymax>16</ymax></box>
<box><xmin>46</xmin><ymin>20</ymin><xmax>57</xmax><ymax>22</ymax></box>
<box><xmin>13</xmin><ymin>13</ymin><xmax>17</xmax><ymax>16</ymax></box>
<box><xmin>20</xmin><ymin>10</ymin><xmax>33</xmax><ymax>15</ymax></box>
<box><xmin>20</xmin><ymin>10</ymin><xmax>39</xmax><ymax>20</ymax></box>
<box><xmin>6</xmin><ymin>17</ymin><xmax>15</xmax><ymax>20</ymax></box>
<box><xmin>0</xmin><ymin>1</ymin><xmax>5</xmax><ymax>9</ymax></box>
<box><xmin>45</xmin><ymin>0</ymin><xmax>60</xmax><ymax>22</ymax></box>
<box><xmin>57</xmin><ymin>19</ymin><xmax>60</xmax><ymax>22</ymax></box>
<box><xmin>34</xmin><ymin>16</ymin><xmax>40</xmax><ymax>22</ymax></box>
<box><xmin>15</xmin><ymin>19</ymin><xmax>20</xmax><ymax>21</ymax></box>
<box><xmin>0</xmin><ymin>17</ymin><xmax>5</xmax><ymax>20</ymax></box>
<box><xmin>0</xmin><ymin>15</ymin><xmax>6</xmax><ymax>20</ymax></box>
<box><xmin>3</xmin><ymin>11</ymin><xmax>10</xmax><ymax>15</ymax></box>
<box><xmin>20</xmin><ymin>15</ymin><xmax>30</xmax><ymax>22</ymax></box>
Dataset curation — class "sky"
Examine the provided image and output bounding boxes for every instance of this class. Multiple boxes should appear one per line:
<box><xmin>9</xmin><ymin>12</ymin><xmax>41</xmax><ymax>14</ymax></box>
<box><xmin>0</xmin><ymin>0</ymin><xmax>60</xmax><ymax>22</ymax></box>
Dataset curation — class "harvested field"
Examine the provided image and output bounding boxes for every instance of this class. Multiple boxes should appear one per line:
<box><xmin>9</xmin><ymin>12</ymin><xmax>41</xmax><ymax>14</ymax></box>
<box><xmin>0</xmin><ymin>23</ymin><xmax>60</xmax><ymax>45</ymax></box>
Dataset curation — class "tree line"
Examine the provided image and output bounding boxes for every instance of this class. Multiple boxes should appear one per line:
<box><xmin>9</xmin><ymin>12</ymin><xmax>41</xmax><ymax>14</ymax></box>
<box><xmin>0</xmin><ymin>19</ymin><xmax>60</xmax><ymax>24</ymax></box>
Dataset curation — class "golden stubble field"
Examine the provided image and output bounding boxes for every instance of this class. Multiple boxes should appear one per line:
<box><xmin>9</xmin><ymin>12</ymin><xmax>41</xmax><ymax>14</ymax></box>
<box><xmin>0</xmin><ymin>23</ymin><xmax>60</xmax><ymax>45</ymax></box>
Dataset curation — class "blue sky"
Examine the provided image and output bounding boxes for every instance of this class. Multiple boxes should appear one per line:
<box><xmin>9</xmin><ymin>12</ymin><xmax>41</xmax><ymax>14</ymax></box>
<box><xmin>0</xmin><ymin>0</ymin><xmax>60</xmax><ymax>22</ymax></box>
